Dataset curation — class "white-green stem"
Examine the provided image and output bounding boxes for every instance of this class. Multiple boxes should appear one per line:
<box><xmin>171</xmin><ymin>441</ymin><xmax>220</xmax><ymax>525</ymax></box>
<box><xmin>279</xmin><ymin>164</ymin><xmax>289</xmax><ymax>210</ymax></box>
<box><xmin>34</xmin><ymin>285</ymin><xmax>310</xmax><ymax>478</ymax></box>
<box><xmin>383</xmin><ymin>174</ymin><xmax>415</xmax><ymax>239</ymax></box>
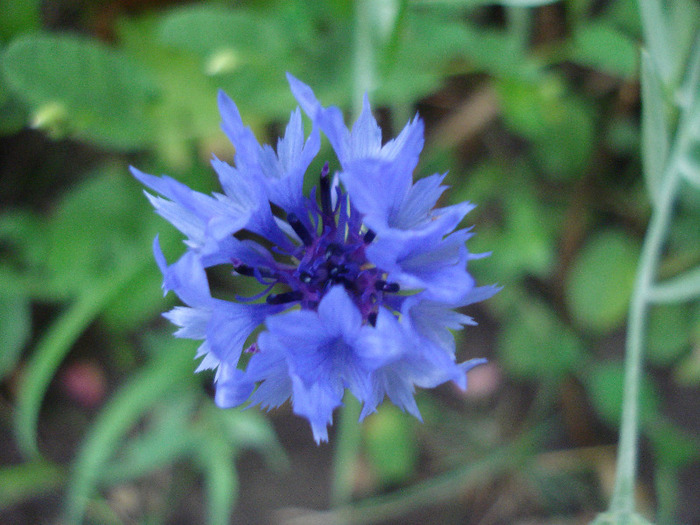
<box><xmin>605</xmin><ymin>78</ymin><xmax>694</xmax><ymax>520</ymax></box>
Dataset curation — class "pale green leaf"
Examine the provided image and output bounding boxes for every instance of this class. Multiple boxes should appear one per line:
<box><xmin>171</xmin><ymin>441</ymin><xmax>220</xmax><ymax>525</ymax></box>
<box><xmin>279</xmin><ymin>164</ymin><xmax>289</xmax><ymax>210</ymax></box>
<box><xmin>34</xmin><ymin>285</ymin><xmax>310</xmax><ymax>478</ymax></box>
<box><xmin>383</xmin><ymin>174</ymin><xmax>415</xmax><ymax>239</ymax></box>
<box><xmin>63</xmin><ymin>340</ymin><xmax>195</xmax><ymax>524</ymax></box>
<box><xmin>569</xmin><ymin>22</ymin><xmax>638</xmax><ymax>78</ymax></box>
<box><xmin>14</xmin><ymin>258</ymin><xmax>150</xmax><ymax>459</ymax></box>
<box><xmin>586</xmin><ymin>362</ymin><xmax>660</xmax><ymax>426</ymax></box>
<box><xmin>195</xmin><ymin>434</ymin><xmax>238</xmax><ymax>525</ymax></box>
<box><xmin>0</xmin><ymin>460</ymin><xmax>65</xmax><ymax>508</ymax></box>
<box><xmin>2</xmin><ymin>33</ymin><xmax>157</xmax><ymax>148</ymax></box>
<box><xmin>498</xmin><ymin>299</ymin><xmax>584</xmax><ymax>380</ymax></box>
<box><xmin>0</xmin><ymin>290</ymin><xmax>31</xmax><ymax>380</ymax></box>
<box><xmin>565</xmin><ymin>230</ymin><xmax>640</xmax><ymax>333</ymax></box>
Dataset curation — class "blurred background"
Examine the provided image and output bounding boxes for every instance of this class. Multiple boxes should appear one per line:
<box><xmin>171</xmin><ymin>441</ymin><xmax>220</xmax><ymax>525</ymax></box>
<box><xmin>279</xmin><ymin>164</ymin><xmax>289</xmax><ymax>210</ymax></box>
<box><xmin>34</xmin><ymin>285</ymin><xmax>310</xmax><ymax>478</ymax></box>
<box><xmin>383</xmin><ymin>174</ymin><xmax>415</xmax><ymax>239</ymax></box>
<box><xmin>0</xmin><ymin>0</ymin><xmax>698</xmax><ymax>524</ymax></box>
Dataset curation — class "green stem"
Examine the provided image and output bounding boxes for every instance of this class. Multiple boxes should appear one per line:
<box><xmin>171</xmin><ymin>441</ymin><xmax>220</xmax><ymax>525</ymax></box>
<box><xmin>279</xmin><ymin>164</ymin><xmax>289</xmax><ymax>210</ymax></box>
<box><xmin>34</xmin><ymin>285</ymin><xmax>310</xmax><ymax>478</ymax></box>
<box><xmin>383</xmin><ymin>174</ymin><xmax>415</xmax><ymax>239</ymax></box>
<box><xmin>606</xmin><ymin>83</ymin><xmax>694</xmax><ymax>518</ymax></box>
<box><xmin>609</xmin><ymin>155</ymin><xmax>680</xmax><ymax>515</ymax></box>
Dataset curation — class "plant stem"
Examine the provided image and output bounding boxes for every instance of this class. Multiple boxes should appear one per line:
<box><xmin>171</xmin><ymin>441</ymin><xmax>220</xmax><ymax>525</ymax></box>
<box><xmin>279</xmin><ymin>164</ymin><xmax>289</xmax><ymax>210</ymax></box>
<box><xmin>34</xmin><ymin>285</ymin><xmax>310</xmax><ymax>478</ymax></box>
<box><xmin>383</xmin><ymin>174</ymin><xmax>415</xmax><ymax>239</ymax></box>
<box><xmin>609</xmin><ymin>159</ymin><xmax>679</xmax><ymax>515</ymax></box>
<box><xmin>607</xmin><ymin>94</ymin><xmax>691</xmax><ymax>519</ymax></box>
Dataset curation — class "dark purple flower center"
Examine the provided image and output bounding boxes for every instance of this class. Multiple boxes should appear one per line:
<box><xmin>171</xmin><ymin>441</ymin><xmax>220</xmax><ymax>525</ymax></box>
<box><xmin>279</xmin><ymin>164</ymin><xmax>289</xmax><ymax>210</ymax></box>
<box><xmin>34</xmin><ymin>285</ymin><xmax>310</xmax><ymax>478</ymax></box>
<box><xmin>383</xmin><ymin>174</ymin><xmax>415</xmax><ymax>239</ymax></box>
<box><xmin>233</xmin><ymin>164</ymin><xmax>399</xmax><ymax>325</ymax></box>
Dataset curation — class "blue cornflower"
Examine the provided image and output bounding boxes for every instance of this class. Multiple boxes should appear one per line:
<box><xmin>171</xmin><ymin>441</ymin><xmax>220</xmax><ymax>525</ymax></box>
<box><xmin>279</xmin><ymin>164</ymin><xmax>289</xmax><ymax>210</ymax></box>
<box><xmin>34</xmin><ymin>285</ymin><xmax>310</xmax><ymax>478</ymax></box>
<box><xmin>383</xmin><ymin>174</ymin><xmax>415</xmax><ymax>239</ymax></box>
<box><xmin>133</xmin><ymin>74</ymin><xmax>497</xmax><ymax>443</ymax></box>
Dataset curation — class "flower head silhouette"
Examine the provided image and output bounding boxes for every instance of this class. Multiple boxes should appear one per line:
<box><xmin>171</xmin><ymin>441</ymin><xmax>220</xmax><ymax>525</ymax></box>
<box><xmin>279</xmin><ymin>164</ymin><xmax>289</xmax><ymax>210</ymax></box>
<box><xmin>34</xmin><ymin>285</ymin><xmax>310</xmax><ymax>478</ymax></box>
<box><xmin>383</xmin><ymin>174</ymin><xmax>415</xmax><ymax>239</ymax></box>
<box><xmin>133</xmin><ymin>74</ymin><xmax>497</xmax><ymax>442</ymax></box>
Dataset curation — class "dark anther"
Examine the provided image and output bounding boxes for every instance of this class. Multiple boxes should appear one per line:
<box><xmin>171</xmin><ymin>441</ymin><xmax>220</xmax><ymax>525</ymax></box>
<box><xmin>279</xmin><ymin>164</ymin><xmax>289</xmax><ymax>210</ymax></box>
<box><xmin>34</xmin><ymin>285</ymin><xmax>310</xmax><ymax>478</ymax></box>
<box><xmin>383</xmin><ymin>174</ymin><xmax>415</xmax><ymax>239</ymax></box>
<box><xmin>325</xmin><ymin>243</ymin><xmax>343</xmax><ymax>258</ymax></box>
<box><xmin>319</xmin><ymin>162</ymin><xmax>332</xmax><ymax>217</ymax></box>
<box><xmin>368</xmin><ymin>312</ymin><xmax>378</xmax><ymax>326</ymax></box>
<box><xmin>233</xmin><ymin>262</ymin><xmax>275</xmax><ymax>279</ymax></box>
<box><xmin>233</xmin><ymin>263</ymin><xmax>256</xmax><ymax>276</ymax></box>
<box><xmin>266</xmin><ymin>290</ymin><xmax>304</xmax><ymax>305</ymax></box>
<box><xmin>287</xmin><ymin>212</ymin><xmax>313</xmax><ymax>246</ymax></box>
<box><xmin>299</xmin><ymin>271</ymin><xmax>313</xmax><ymax>284</ymax></box>
<box><xmin>375</xmin><ymin>280</ymin><xmax>400</xmax><ymax>293</ymax></box>
<box><xmin>363</xmin><ymin>229</ymin><xmax>376</xmax><ymax>244</ymax></box>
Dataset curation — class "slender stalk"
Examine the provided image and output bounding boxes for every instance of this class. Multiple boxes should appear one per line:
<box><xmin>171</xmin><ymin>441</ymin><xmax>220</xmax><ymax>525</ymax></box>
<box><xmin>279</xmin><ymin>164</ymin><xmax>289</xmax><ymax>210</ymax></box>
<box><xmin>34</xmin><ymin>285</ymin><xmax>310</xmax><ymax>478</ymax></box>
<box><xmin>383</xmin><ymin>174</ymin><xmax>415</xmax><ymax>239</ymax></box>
<box><xmin>604</xmin><ymin>76</ymin><xmax>695</xmax><ymax>520</ymax></box>
<box><xmin>608</xmin><ymin>157</ymin><xmax>680</xmax><ymax>516</ymax></box>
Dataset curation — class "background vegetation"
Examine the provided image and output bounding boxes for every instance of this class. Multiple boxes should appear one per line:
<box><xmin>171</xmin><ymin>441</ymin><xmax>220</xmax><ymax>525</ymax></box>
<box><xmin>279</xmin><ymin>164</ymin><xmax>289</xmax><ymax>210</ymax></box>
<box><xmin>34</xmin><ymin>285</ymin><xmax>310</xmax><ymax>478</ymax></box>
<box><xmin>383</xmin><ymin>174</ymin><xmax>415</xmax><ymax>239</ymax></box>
<box><xmin>0</xmin><ymin>0</ymin><xmax>698</xmax><ymax>524</ymax></box>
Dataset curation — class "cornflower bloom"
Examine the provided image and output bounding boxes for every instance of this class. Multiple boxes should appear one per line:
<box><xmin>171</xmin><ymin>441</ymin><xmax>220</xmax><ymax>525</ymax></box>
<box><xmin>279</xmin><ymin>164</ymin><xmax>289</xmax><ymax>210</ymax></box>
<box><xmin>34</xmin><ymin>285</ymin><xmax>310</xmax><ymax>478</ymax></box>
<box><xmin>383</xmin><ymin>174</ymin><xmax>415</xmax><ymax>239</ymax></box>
<box><xmin>133</xmin><ymin>74</ymin><xmax>498</xmax><ymax>443</ymax></box>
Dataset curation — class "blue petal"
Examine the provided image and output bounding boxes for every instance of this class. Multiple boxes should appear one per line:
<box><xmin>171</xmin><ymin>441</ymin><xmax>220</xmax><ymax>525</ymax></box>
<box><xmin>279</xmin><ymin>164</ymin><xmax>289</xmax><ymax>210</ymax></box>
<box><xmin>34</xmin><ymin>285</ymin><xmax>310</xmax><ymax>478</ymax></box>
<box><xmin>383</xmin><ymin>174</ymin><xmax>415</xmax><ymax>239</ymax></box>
<box><xmin>132</xmin><ymin>166</ymin><xmax>254</xmax><ymax>251</ymax></box>
<box><xmin>218</xmin><ymin>90</ymin><xmax>263</xmax><ymax>175</ymax></box>
<box><xmin>215</xmin><ymin>362</ymin><xmax>256</xmax><ymax>408</ymax></box>
<box><xmin>367</xmin><ymin>224</ymin><xmax>477</xmax><ymax>303</ymax></box>
<box><xmin>155</xmin><ymin>245</ymin><xmax>211</xmax><ymax>307</ymax></box>
<box><xmin>290</xmin><ymin>374</ymin><xmax>343</xmax><ymax>444</ymax></box>
<box><xmin>259</xmin><ymin>108</ymin><xmax>321</xmax><ymax>216</ymax></box>
<box><xmin>206</xmin><ymin>300</ymin><xmax>284</xmax><ymax>364</ymax></box>
<box><xmin>340</xmin><ymin>159</ymin><xmax>411</xmax><ymax>232</ymax></box>
<box><xmin>287</xmin><ymin>73</ymin><xmax>350</xmax><ymax>163</ymax></box>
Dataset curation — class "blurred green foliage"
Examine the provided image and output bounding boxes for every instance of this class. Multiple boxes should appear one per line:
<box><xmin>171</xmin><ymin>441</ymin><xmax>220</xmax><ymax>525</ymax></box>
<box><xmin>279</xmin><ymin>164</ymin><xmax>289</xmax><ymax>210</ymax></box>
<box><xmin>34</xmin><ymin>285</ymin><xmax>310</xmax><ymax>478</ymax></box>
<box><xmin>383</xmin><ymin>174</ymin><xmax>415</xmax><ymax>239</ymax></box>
<box><xmin>0</xmin><ymin>0</ymin><xmax>698</xmax><ymax>524</ymax></box>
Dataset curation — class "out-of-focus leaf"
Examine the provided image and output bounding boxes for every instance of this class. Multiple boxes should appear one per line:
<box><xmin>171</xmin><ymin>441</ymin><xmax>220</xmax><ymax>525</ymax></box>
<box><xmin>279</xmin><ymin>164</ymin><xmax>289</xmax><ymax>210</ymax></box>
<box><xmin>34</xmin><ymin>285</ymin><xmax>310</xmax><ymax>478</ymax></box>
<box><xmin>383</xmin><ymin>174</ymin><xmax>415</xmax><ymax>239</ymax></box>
<box><xmin>211</xmin><ymin>406</ymin><xmax>288</xmax><ymax>469</ymax></box>
<box><xmin>63</xmin><ymin>337</ymin><xmax>196</xmax><ymax>524</ymax></box>
<box><xmin>0</xmin><ymin>460</ymin><xmax>65</xmax><ymax>508</ymax></box>
<box><xmin>494</xmin><ymin>183</ymin><xmax>558</xmax><ymax>281</ymax></box>
<box><xmin>586</xmin><ymin>361</ymin><xmax>661</xmax><ymax>426</ymax></box>
<box><xmin>14</xmin><ymin>255</ymin><xmax>151</xmax><ymax>459</ymax></box>
<box><xmin>565</xmin><ymin>230</ymin><xmax>640</xmax><ymax>333</ymax></box>
<box><xmin>410</xmin><ymin>0</ymin><xmax>560</xmax><ymax>6</ymax></box>
<box><xmin>646</xmin><ymin>304</ymin><xmax>693</xmax><ymax>365</ymax></box>
<box><xmin>638</xmin><ymin>0</ymin><xmax>674</xmax><ymax>86</ymax></box>
<box><xmin>116</xmin><ymin>15</ymin><xmax>224</xmax><ymax>167</ymax></box>
<box><xmin>194</xmin><ymin>433</ymin><xmax>238</xmax><ymax>525</ymax></box>
<box><xmin>46</xmin><ymin>167</ymin><xmax>154</xmax><ymax>293</ymax></box>
<box><xmin>646</xmin><ymin>418</ymin><xmax>700</xmax><ymax>469</ymax></box>
<box><xmin>498</xmin><ymin>298</ymin><xmax>585</xmax><ymax>380</ymax></box>
<box><xmin>0</xmin><ymin>0</ymin><xmax>40</xmax><ymax>42</ymax></box>
<box><xmin>101</xmin><ymin>393</ymin><xmax>198</xmax><ymax>483</ymax></box>
<box><xmin>568</xmin><ymin>22</ymin><xmax>637</xmax><ymax>78</ymax></box>
<box><xmin>2</xmin><ymin>33</ymin><xmax>157</xmax><ymax>148</ymax></box>
<box><xmin>0</xmin><ymin>290</ymin><xmax>31</xmax><ymax>380</ymax></box>
<box><xmin>0</xmin><ymin>61</ymin><xmax>28</xmax><ymax>134</ymax></box>
<box><xmin>496</xmin><ymin>73</ymin><xmax>596</xmax><ymax>177</ymax></box>
<box><xmin>364</xmin><ymin>404</ymin><xmax>419</xmax><ymax>486</ymax></box>
<box><xmin>640</xmin><ymin>51</ymin><xmax>671</xmax><ymax>205</ymax></box>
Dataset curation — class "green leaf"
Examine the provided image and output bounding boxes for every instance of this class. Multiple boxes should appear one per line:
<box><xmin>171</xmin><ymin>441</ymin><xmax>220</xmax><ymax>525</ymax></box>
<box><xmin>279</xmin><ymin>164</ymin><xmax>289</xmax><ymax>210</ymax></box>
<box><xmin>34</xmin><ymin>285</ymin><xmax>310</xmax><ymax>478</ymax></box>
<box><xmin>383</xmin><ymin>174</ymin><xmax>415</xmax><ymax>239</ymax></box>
<box><xmin>498</xmin><ymin>298</ymin><xmax>585</xmax><ymax>380</ymax></box>
<box><xmin>101</xmin><ymin>393</ymin><xmax>198</xmax><ymax>483</ymax></box>
<box><xmin>210</xmin><ymin>406</ymin><xmax>287</xmax><ymax>469</ymax></box>
<box><xmin>63</xmin><ymin>338</ymin><xmax>195</xmax><ymax>524</ymax></box>
<box><xmin>364</xmin><ymin>404</ymin><xmax>419</xmax><ymax>486</ymax></box>
<box><xmin>568</xmin><ymin>22</ymin><xmax>638</xmax><ymax>78</ymax></box>
<box><xmin>2</xmin><ymin>33</ymin><xmax>157</xmax><ymax>148</ymax></box>
<box><xmin>14</xmin><ymin>256</ymin><xmax>151</xmax><ymax>459</ymax></box>
<box><xmin>638</xmin><ymin>0</ymin><xmax>674</xmax><ymax>86</ymax></box>
<box><xmin>46</xmin><ymin>166</ymin><xmax>155</xmax><ymax>294</ymax></box>
<box><xmin>565</xmin><ymin>229</ymin><xmax>640</xmax><ymax>333</ymax></box>
<box><xmin>646</xmin><ymin>418</ymin><xmax>700</xmax><ymax>469</ymax></box>
<box><xmin>159</xmin><ymin>6</ymin><xmax>281</xmax><ymax>62</ymax></box>
<box><xmin>496</xmin><ymin>73</ymin><xmax>596</xmax><ymax>177</ymax></box>
<box><xmin>646</xmin><ymin>304</ymin><xmax>693</xmax><ymax>365</ymax></box>
<box><xmin>0</xmin><ymin>460</ymin><xmax>65</xmax><ymax>508</ymax></box>
<box><xmin>0</xmin><ymin>0</ymin><xmax>40</xmax><ymax>42</ymax></box>
<box><xmin>640</xmin><ymin>50</ymin><xmax>671</xmax><ymax>205</ymax></box>
<box><xmin>585</xmin><ymin>361</ymin><xmax>660</xmax><ymax>426</ymax></box>
<box><xmin>194</xmin><ymin>433</ymin><xmax>238</xmax><ymax>525</ymax></box>
<box><xmin>0</xmin><ymin>290</ymin><xmax>31</xmax><ymax>379</ymax></box>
